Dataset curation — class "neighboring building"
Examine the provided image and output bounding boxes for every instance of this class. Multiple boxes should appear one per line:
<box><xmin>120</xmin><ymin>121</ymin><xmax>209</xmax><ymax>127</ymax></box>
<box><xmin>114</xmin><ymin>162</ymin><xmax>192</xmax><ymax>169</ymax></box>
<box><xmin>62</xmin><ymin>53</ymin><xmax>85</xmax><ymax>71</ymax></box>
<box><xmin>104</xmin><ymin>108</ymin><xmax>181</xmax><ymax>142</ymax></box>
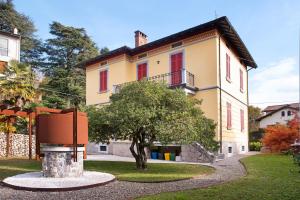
<box><xmin>257</xmin><ymin>103</ymin><xmax>300</xmax><ymax>128</ymax></box>
<box><xmin>0</xmin><ymin>29</ymin><xmax>21</xmax><ymax>75</ymax></box>
<box><xmin>82</xmin><ymin>16</ymin><xmax>257</xmax><ymax>160</ymax></box>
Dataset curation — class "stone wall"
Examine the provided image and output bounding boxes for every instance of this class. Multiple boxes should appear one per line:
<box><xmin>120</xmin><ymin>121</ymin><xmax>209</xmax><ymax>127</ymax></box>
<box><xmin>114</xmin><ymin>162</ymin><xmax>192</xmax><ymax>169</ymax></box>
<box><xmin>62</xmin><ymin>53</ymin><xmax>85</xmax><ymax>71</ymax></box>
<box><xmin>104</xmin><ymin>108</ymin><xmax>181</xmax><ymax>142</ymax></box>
<box><xmin>0</xmin><ymin>132</ymin><xmax>36</xmax><ymax>157</ymax></box>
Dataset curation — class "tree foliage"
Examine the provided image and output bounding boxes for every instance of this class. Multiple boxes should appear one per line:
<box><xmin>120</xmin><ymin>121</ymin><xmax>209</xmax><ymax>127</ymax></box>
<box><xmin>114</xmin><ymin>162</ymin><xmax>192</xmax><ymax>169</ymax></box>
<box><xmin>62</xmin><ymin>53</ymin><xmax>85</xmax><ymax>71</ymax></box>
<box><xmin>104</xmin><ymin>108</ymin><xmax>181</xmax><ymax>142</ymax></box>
<box><xmin>0</xmin><ymin>0</ymin><xmax>43</xmax><ymax>68</ymax></box>
<box><xmin>87</xmin><ymin>81</ymin><xmax>218</xmax><ymax>169</ymax></box>
<box><xmin>0</xmin><ymin>60</ymin><xmax>36</xmax><ymax>107</ymax></box>
<box><xmin>248</xmin><ymin>105</ymin><xmax>262</xmax><ymax>133</ymax></box>
<box><xmin>41</xmin><ymin>22</ymin><xmax>99</xmax><ymax>108</ymax></box>
<box><xmin>262</xmin><ymin>115</ymin><xmax>300</xmax><ymax>152</ymax></box>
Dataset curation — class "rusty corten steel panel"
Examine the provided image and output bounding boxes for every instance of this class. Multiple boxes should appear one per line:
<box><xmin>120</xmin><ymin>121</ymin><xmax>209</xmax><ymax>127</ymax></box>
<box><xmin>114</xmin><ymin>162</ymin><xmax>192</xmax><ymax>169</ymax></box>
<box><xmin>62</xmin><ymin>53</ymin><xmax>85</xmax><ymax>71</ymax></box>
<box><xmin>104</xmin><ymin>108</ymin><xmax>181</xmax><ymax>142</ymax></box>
<box><xmin>38</xmin><ymin>112</ymin><xmax>88</xmax><ymax>145</ymax></box>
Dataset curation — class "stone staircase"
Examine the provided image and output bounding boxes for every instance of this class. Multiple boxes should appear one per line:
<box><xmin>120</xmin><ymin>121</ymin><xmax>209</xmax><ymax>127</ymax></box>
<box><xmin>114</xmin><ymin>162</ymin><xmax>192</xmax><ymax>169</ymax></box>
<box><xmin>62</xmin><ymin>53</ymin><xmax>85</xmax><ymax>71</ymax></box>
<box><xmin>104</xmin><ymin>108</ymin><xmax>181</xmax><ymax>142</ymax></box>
<box><xmin>191</xmin><ymin>142</ymin><xmax>217</xmax><ymax>163</ymax></box>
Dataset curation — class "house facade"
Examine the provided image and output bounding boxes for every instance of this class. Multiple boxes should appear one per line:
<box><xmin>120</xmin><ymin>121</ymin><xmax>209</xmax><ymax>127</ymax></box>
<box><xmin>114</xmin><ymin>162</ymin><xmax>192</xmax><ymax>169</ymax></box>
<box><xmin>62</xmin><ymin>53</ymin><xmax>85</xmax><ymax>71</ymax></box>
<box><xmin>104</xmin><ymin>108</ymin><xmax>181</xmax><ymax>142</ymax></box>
<box><xmin>257</xmin><ymin>103</ymin><xmax>299</xmax><ymax>128</ymax></box>
<box><xmin>0</xmin><ymin>29</ymin><xmax>21</xmax><ymax>75</ymax></box>
<box><xmin>83</xmin><ymin>17</ymin><xmax>257</xmax><ymax>160</ymax></box>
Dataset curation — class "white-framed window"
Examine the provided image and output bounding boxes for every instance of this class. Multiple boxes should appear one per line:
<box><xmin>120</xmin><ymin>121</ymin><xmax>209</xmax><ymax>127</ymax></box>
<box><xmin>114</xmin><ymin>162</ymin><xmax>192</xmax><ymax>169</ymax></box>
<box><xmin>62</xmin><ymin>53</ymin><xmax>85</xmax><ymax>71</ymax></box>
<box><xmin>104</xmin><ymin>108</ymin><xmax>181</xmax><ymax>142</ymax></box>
<box><xmin>99</xmin><ymin>143</ymin><xmax>108</xmax><ymax>153</ymax></box>
<box><xmin>0</xmin><ymin>37</ymin><xmax>8</xmax><ymax>56</ymax></box>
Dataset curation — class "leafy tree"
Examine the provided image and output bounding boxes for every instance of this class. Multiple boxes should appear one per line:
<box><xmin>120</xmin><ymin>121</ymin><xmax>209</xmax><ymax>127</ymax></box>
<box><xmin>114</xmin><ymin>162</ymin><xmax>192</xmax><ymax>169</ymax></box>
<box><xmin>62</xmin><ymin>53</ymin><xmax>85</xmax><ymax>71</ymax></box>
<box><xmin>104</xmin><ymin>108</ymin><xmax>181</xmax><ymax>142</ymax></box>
<box><xmin>100</xmin><ymin>47</ymin><xmax>109</xmax><ymax>55</ymax></box>
<box><xmin>41</xmin><ymin>21</ymin><xmax>99</xmax><ymax>108</ymax></box>
<box><xmin>248</xmin><ymin>105</ymin><xmax>261</xmax><ymax>132</ymax></box>
<box><xmin>0</xmin><ymin>0</ymin><xmax>43</xmax><ymax>68</ymax></box>
<box><xmin>0</xmin><ymin>60</ymin><xmax>36</xmax><ymax>107</ymax></box>
<box><xmin>87</xmin><ymin>81</ymin><xmax>218</xmax><ymax>170</ymax></box>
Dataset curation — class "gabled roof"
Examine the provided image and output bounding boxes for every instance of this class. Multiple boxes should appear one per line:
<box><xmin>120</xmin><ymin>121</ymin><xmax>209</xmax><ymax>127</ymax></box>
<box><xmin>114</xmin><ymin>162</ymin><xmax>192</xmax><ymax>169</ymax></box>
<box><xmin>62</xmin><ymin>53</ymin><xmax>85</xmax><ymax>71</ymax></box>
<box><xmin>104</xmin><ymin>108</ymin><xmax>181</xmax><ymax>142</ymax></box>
<box><xmin>262</xmin><ymin>103</ymin><xmax>299</xmax><ymax>113</ymax></box>
<box><xmin>79</xmin><ymin>16</ymin><xmax>257</xmax><ymax>69</ymax></box>
<box><xmin>257</xmin><ymin>103</ymin><xmax>300</xmax><ymax>121</ymax></box>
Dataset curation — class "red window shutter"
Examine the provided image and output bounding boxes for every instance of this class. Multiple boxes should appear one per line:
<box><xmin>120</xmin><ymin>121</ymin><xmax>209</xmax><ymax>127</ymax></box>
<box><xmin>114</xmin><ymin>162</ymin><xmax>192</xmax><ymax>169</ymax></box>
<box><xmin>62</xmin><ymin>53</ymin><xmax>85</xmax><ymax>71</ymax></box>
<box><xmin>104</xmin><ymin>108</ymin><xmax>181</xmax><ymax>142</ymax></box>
<box><xmin>171</xmin><ymin>52</ymin><xmax>183</xmax><ymax>85</ymax></box>
<box><xmin>137</xmin><ymin>63</ymin><xmax>147</xmax><ymax>80</ymax></box>
<box><xmin>240</xmin><ymin>69</ymin><xmax>243</xmax><ymax>91</ymax></box>
<box><xmin>99</xmin><ymin>70</ymin><xmax>107</xmax><ymax>92</ymax></box>
<box><xmin>226</xmin><ymin>54</ymin><xmax>231</xmax><ymax>80</ymax></box>
<box><xmin>240</xmin><ymin>109</ymin><xmax>244</xmax><ymax>131</ymax></box>
<box><xmin>227</xmin><ymin>102</ymin><xmax>232</xmax><ymax>129</ymax></box>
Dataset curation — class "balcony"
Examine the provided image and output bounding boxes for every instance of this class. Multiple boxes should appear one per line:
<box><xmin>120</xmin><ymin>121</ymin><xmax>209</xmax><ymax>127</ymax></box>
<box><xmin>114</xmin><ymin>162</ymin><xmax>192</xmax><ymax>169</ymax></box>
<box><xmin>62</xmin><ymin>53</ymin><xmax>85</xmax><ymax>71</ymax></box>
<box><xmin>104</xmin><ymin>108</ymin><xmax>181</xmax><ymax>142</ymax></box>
<box><xmin>113</xmin><ymin>69</ymin><xmax>198</xmax><ymax>94</ymax></box>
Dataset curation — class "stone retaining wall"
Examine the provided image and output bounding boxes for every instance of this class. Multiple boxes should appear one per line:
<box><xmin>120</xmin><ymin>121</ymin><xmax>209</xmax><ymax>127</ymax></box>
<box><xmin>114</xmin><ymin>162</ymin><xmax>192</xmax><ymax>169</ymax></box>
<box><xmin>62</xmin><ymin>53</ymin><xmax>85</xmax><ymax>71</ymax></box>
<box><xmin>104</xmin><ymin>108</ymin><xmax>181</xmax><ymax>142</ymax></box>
<box><xmin>0</xmin><ymin>132</ymin><xmax>36</xmax><ymax>157</ymax></box>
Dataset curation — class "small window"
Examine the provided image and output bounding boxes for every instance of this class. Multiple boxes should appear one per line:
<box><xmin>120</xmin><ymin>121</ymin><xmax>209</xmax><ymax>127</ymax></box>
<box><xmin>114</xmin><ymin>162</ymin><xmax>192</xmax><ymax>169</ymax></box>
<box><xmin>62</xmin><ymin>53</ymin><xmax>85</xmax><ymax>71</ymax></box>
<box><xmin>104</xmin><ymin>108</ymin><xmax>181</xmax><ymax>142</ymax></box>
<box><xmin>171</xmin><ymin>41</ymin><xmax>183</xmax><ymax>49</ymax></box>
<box><xmin>281</xmin><ymin>111</ymin><xmax>285</xmax><ymax>117</ymax></box>
<box><xmin>228</xmin><ymin>147</ymin><xmax>232</xmax><ymax>154</ymax></box>
<box><xmin>226</xmin><ymin>53</ymin><xmax>231</xmax><ymax>82</ymax></box>
<box><xmin>99</xmin><ymin>145</ymin><xmax>107</xmax><ymax>152</ymax></box>
<box><xmin>100</xmin><ymin>61</ymin><xmax>108</xmax><ymax>66</ymax></box>
<box><xmin>138</xmin><ymin>53</ymin><xmax>147</xmax><ymax>59</ymax></box>
<box><xmin>287</xmin><ymin>111</ymin><xmax>292</xmax><ymax>116</ymax></box>
<box><xmin>242</xmin><ymin>146</ymin><xmax>245</xmax><ymax>151</ymax></box>
<box><xmin>0</xmin><ymin>38</ymin><xmax>8</xmax><ymax>56</ymax></box>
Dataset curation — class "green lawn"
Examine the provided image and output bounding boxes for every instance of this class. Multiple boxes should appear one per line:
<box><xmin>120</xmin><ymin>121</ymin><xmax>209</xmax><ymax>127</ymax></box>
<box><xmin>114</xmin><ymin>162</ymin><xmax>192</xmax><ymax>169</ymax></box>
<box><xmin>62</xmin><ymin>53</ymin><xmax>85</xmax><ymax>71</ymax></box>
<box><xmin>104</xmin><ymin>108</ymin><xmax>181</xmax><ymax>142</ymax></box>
<box><xmin>139</xmin><ymin>154</ymin><xmax>300</xmax><ymax>200</ymax></box>
<box><xmin>0</xmin><ymin>159</ymin><xmax>213</xmax><ymax>182</ymax></box>
<box><xmin>84</xmin><ymin>161</ymin><xmax>214</xmax><ymax>182</ymax></box>
<box><xmin>0</xmin><ymin>159</ymin><xmax>41</xmax><ymax>180</ymax></box>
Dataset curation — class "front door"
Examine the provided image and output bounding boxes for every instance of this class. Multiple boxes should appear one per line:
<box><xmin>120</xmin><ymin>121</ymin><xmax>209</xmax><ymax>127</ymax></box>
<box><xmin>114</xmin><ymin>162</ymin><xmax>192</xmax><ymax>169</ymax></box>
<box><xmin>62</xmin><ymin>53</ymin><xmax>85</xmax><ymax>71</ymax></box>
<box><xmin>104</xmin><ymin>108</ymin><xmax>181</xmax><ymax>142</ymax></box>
<box><xmin>171</xmin><ymin>52</ymin><xmax>183</xmax><ymax>85</ymax></box>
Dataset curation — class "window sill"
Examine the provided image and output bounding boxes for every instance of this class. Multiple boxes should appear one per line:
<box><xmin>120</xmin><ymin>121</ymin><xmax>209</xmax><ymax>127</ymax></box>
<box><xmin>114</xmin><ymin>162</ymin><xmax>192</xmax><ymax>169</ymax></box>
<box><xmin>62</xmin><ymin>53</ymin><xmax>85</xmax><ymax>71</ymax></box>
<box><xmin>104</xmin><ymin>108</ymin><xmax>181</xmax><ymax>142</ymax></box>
<box><xmin>98</xmin><ymin>90</ymin><xmax>109</xmax><ymax>94</ymax></box>
<box><xmin>226</xmin><ymin>77</ymin><xmax>232</xmax><ymax>83</ymax></box>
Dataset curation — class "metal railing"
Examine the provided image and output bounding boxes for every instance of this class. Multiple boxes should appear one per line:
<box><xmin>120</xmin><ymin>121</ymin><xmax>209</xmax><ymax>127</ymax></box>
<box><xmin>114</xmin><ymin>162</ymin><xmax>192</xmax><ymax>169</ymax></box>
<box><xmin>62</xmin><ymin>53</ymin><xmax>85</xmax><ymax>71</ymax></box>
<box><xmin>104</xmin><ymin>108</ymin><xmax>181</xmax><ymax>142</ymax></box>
<box><xmin>113</xmin><ymin>68</ymin><xmax>195</xmax><ymax>93</ymax></box>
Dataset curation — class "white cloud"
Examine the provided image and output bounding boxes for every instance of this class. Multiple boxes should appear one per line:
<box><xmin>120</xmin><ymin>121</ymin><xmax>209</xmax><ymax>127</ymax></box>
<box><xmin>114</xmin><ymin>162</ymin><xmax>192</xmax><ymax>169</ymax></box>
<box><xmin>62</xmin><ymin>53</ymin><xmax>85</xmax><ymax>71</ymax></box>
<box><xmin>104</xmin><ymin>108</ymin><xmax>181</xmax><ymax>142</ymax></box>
<box><xmin>249</xmin><ymin>57</ymin><xmax>299</xmax><ymax>108</ymax></box>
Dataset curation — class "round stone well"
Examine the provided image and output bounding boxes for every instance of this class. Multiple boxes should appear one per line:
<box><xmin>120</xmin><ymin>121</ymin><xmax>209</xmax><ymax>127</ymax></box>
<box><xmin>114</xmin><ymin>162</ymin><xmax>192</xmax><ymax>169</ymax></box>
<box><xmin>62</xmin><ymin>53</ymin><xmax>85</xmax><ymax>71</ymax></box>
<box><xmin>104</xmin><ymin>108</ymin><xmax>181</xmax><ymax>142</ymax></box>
<box><xmin>42</xmin><ymin>146</ymin><xmax>84</xmax><ymax>178</ymax></box>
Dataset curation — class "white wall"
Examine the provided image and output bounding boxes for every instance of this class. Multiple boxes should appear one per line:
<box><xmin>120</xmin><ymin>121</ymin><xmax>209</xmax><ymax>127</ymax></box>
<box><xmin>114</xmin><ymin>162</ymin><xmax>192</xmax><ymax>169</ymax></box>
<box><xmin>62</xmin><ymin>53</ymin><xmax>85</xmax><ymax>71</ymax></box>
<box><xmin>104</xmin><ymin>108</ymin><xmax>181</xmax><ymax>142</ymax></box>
<box><xmin>260</xmin><ymin>108</ymin><xmax>299</xmax><ymax>128</ymax></box>
<box><xmin>0</xmin><ymin>34</ymin><xmax>20</xmax><ymax>63</ymax></box>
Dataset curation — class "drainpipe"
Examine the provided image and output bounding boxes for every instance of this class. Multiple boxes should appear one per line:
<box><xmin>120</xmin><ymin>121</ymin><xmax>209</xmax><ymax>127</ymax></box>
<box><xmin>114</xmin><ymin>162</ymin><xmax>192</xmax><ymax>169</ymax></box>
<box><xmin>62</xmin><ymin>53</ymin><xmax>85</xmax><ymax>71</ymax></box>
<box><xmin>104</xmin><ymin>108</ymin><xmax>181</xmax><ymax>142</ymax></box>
<box><xmin>218</xmin><ymin>35</ymin><xmax>223</xmax><ymax>153</ymax></box>
<box><xmin>247</xmin><ymin>67</ymin><xmax>253</xmax><ymax>151</ymax></box>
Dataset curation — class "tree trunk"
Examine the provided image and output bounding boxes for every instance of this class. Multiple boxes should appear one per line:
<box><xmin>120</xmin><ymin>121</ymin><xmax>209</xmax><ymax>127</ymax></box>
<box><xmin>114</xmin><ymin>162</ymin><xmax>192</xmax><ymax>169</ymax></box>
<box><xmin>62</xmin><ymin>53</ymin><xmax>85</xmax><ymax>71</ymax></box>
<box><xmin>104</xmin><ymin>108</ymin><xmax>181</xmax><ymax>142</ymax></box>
<box><xmin>129</xmin><ymin>136</ymin><xmax>147</xmax><ymax>170</ymax></box>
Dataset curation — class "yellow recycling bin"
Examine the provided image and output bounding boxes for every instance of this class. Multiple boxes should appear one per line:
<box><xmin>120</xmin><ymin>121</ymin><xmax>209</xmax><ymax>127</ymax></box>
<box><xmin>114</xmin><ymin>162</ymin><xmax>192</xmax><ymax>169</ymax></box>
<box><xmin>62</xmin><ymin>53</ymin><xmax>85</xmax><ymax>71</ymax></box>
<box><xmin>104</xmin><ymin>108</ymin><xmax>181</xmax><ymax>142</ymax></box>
<box><xmin>164</xmin><ymin>153</ymin><xmax>170</xmax><ymax>160</ymax></box>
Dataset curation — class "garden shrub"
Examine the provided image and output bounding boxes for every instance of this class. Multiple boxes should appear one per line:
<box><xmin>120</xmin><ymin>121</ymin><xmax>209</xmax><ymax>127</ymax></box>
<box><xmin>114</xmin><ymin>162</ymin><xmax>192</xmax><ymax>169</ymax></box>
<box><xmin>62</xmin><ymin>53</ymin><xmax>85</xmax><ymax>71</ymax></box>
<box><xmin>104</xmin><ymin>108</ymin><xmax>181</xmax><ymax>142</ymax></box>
<box><xmin>249</xmin><ymin>141</ymin><xmax>262</xmax><ymax>151</ymax></box>
<box><xmin>262</xmin><ymin>115</ymin><xmax>299</xmax><ymax>152</ymax></box>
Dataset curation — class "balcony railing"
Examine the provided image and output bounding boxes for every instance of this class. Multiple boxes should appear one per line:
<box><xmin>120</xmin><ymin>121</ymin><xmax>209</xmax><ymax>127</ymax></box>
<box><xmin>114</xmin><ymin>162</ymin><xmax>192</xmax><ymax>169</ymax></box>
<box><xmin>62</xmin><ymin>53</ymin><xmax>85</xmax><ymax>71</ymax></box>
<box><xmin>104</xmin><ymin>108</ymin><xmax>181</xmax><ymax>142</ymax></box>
<box><xmin>113</xmin><ymin>68</ymin><xmax>196</xmax><ymax>93</ymax></box>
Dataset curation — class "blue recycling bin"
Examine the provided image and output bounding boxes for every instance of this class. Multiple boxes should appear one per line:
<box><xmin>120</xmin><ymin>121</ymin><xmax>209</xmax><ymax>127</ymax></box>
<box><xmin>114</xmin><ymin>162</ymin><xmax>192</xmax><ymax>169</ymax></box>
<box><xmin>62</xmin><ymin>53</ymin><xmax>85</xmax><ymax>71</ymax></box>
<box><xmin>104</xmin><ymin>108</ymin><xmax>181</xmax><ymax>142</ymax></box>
<box><xmin>151</xmin><ymin>152</ymin><xmax>158</xmax><ymax>159</ymax></box>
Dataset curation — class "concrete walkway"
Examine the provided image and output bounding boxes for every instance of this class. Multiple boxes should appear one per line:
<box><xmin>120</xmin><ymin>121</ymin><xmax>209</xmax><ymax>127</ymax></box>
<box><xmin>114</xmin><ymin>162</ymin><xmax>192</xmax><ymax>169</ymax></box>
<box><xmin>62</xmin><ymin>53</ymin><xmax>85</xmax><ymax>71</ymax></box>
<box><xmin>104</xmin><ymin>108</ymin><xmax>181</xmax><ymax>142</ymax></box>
<box><xmin>0</xmin><ymin>154</ymin><xmax>254</xmax><ymax>200</ymax></box>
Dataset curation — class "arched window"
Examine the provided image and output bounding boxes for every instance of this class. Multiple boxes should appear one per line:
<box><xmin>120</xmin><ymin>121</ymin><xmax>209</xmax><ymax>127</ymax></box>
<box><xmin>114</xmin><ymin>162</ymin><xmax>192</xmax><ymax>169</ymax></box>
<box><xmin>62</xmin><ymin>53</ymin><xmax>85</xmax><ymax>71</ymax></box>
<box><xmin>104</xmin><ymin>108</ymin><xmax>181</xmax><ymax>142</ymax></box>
<box><xmin>281</xmin><ymin>111</ymin><xmax>285</xmax><ymax>117</ymax></box>
<box><xmin>287</xmin><ymin>111</ymin><xmax>292</xmax><ymax>116</ymax></box>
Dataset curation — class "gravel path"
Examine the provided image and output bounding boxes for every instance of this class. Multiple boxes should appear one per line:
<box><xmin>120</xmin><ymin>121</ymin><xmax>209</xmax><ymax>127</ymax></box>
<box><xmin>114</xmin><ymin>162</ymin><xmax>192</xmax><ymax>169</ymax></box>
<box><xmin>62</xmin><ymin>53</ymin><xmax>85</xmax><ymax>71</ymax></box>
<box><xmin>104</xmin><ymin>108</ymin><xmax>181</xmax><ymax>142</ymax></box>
<box><xmin>0</xmin><ymin>154</ymin><xmax>250</xmax><ymax>200</ymax></box>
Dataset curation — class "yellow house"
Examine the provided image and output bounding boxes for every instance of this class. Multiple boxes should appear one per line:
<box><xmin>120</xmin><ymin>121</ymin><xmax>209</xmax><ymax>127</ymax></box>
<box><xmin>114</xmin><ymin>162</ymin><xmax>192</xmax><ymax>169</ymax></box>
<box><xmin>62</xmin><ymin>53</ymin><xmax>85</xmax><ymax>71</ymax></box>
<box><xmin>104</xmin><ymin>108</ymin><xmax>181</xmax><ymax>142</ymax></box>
<box><xmin>83</xmin><ymin>16</ymin><xmax>257</xmax><ymax>160</ymax></box>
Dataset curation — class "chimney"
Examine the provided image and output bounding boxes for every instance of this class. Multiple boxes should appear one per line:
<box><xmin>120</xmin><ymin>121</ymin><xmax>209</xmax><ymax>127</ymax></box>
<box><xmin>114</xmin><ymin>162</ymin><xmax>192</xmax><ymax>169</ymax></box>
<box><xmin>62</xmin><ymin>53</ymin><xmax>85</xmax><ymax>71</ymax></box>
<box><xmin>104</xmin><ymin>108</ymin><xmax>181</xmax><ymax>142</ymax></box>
<box><xmin>135</xmin><ymin>30</ymin><xmax>147</xmax><ymax>47</ymax></box>
<box><xmin>13</xmin><ymin>28</ymin><xmax>18</xmax><ymax>34</ymax></box>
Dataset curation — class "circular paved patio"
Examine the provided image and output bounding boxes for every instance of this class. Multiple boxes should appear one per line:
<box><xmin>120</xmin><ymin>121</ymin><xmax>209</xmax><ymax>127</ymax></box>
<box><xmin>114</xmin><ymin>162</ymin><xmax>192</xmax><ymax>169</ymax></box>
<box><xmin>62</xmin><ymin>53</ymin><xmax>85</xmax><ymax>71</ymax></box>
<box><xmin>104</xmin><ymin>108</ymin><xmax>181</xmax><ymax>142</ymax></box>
<box><xmin>0</xmin><ymin>154</ymin><xmax>251</xmax><ymax>200</ymax></box>
<box><xmin>2</xmin><ymin>171</ymin><xmax>115</xmax><ymax>191</ymax></box>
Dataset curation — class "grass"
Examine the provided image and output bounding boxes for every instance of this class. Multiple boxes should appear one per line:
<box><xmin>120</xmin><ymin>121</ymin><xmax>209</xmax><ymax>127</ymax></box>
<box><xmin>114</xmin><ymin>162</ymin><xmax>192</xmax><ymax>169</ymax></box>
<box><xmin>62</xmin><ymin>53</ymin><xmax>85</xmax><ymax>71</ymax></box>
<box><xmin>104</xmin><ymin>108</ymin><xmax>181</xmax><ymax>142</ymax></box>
<box><xmin>84</xmin><ymin>161</ymin><xmax>214</xmax><ymax>182</ymax></box>
<box><xmin>0</xmin><ymin>159</ymin><xmax>213</xmax><ymax>182</ymax></box>
<box><xmin>0</xmin><ymin>159</ymin><xmax>41</xmax><ymax>180</ymax></box>
<box><xmin>138</xmin><ymin>154</ymin><xmax>300</xmax><ymax>200</ymax></box>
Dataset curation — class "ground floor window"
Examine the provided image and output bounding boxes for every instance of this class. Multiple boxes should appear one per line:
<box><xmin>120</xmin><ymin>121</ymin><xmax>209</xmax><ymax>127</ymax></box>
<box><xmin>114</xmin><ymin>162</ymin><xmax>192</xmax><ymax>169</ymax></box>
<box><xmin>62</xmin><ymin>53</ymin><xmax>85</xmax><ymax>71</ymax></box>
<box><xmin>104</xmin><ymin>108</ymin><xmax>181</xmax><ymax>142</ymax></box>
<box><xmin>228</xmin><ymin>146</ymin><xmax>232</xmax><ymax>154</ymax></box>
<box><xmin>99</xmin><ymin>144</ymin><xmax>108</xmax><ymax>153</ymax></box>
<box><xmin>241</xmin><ymin>146</ymin><xmax>245</xmax><ymax>151</ymax></box>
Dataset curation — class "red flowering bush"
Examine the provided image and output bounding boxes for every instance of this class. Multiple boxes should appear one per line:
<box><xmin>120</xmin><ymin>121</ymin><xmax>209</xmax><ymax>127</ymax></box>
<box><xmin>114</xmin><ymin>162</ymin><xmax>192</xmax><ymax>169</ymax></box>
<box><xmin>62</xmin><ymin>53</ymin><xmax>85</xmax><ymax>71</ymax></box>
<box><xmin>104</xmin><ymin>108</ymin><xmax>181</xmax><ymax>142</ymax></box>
<box><xmin>262</xmin><ymin>115</ymin><xmax>300</xmax><ymax>152</ymax></box>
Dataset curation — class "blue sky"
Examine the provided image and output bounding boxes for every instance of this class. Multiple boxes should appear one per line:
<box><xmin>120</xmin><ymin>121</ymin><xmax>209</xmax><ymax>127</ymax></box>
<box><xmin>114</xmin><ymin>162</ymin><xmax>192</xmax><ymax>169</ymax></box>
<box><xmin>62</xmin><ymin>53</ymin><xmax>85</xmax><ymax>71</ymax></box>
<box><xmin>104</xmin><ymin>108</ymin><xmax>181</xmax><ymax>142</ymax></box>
<box><xmin>14</xmin><ymin>0</ymin><xmax>300</xmax><ymax>108</ymax></box>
